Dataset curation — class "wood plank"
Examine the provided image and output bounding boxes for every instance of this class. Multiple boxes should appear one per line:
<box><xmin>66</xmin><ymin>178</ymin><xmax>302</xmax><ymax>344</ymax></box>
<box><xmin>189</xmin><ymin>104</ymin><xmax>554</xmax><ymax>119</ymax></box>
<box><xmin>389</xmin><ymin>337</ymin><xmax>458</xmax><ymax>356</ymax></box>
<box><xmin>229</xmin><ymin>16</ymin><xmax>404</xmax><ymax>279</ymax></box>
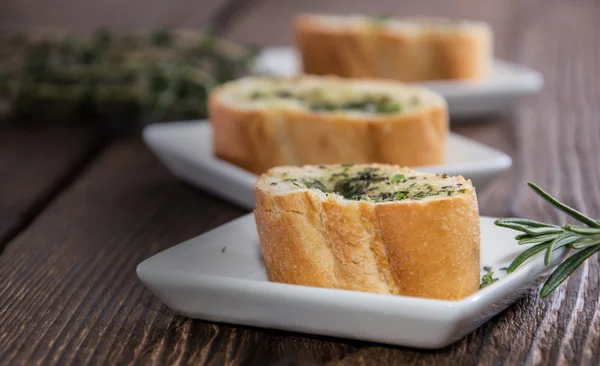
<box><xmin>0</xmin><ymin>138</ymin><xmax>247</xmax><ymax>364</ymax></box>
<box><xmin>0</xmin><ymin>0</ymin><xmax>229</xmax><ymax>34</ymax></box>
<box><xmin>0</xmin><ymin>127</ymin><xmax>104</xmax><ymax>248</ymax></box>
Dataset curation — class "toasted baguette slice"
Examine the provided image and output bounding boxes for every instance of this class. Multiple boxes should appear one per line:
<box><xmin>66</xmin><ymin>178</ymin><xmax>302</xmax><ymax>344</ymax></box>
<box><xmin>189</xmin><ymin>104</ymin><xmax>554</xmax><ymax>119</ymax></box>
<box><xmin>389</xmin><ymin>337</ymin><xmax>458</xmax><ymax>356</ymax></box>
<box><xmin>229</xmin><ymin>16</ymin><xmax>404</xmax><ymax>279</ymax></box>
<box><xmin>209</xmin><ymin>75</ymin><xmax>448</xmax><ymax>174</ymax></box>
<box><xmin>254</xmin><ymin>164</ymin><xmax>480</xmax><ymax>300</ymax></box>
<box><xmin>295</xmin><ymin>14</ymin><xmax>492</xmax><ymax>81</ymax></box>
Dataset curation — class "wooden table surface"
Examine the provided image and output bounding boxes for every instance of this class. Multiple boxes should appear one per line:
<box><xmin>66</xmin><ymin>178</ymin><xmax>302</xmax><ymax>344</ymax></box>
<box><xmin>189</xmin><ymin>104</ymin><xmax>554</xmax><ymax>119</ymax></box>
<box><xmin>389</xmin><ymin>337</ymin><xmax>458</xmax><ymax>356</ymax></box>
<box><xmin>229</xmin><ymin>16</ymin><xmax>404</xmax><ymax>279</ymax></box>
<box><xmin>2</xmin><ymin>0</ymin><xmax>600</xmax><ymax>364</ymax></box>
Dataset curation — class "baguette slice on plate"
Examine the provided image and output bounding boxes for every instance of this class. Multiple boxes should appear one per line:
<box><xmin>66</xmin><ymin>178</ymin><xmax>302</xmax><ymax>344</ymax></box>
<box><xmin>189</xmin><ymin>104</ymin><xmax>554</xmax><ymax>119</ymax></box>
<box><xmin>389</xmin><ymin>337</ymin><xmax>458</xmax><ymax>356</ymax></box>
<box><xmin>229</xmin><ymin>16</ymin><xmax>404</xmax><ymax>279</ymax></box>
<box><xmin>209</xmin><ymin>75</ymin><xmax>448</xmax><ymax>174</ymax></box>
<box><xmin>254</xmin><ymin>164</ymin><xmax>480</xmax><ymax>300</ymax></box>
<box><xmin>294</xmin><ymin>14</ymin><xmax>492</xmax><ymax>81</ymax></box>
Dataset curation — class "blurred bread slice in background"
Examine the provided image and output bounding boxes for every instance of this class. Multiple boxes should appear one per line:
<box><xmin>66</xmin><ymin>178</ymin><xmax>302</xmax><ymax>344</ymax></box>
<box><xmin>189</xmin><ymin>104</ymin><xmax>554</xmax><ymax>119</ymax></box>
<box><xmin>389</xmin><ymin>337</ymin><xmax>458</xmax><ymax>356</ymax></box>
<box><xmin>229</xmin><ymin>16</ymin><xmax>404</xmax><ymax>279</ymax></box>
<box><xmin>254</xmin><ymin>164</ymin><xmax>481</xmax><ymax>300</ymax></box>
<box><xmin>209</xmin><ymin>75</ymin><xmax>448</xmax><ymax>174</ymax></box>
<box><xmin>295</xmin><ymin>14</ymin><xmax>492</xmax><ymax>81</ymax></box>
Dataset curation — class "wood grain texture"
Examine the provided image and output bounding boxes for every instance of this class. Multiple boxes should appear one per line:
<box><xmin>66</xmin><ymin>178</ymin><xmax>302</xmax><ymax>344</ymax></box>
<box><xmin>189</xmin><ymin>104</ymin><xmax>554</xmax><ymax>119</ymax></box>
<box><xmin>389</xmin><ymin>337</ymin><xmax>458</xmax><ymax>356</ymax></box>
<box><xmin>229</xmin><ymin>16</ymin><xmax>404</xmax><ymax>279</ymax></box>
<box><xmin>0</xmin><ymin>0</ymin><xmax>229</xmax><ymax>34</ymax></box>
<box><xmin>0</xmin><ymin>128</ymin><xmax>104</xmax><ymax>249</ymax></box>
<box><xmin>0</xmin><ymin>138</ymin><xmax>247</xmax><ymax>364</ymax></box>
<box><xmin>1</xmin><ymin>0</ymin><xmax>600</xmax><ymax>364</ymax></box>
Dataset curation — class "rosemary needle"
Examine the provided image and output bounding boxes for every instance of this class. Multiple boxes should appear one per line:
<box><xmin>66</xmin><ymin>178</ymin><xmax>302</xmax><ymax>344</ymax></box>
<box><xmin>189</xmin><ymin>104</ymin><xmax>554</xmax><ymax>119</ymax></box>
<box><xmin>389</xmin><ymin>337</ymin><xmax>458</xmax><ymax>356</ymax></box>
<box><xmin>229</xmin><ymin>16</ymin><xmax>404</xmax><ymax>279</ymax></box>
<box><xmin>495</xmin><ymin>182</ymin><xmax>600</xmax><ymax>298</ymax></box>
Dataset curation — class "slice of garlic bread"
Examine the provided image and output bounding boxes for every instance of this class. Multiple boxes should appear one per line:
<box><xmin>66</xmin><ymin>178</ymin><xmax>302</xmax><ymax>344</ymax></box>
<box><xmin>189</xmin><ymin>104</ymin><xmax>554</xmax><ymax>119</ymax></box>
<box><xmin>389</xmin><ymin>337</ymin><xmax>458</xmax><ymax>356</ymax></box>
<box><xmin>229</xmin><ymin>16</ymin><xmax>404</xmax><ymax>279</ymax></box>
<box><xmin>209</xmin><ymin>75</ymin><xmax>447</xmax><ymax>174</ymax></box>
<box><xmin>254</xmin><ymin>164</ymin><xmax>480</xmax><ymax>301</ymax></box>
<box><xmin>295</xmin><ymin>14</ymin><xmax>492</xmax><ymax>81</ymax></box>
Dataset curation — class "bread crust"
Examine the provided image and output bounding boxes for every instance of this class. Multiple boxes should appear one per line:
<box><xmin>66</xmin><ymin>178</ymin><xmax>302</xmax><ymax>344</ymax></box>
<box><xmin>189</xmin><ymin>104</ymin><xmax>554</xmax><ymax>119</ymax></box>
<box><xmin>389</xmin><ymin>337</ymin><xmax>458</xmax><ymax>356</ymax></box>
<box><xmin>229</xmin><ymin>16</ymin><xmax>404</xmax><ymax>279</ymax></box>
<box><xmin>209</xmin><ymin>78</ymin><xmax>448</xmax><ymax>175</ymax></box>
<box><xmin>254</xmin><ymin>165</ymin><xmax>480</xmax><ymax>300</ymax></box>
<box><xmin>294</xmin><ymin>15</ymin><xmax>492</xmax><ymax>81</ymax></box>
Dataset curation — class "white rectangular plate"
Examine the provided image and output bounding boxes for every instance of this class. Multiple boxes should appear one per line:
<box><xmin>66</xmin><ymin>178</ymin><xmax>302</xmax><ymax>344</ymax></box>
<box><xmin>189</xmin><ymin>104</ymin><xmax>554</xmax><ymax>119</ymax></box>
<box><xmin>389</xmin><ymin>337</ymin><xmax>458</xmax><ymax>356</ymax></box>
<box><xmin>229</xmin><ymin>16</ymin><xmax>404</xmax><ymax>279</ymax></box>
<box><xmin>143</xmin><ymin>121</ymin><xmax>511</xmax><ymax>210</ymax></box>
<box><xmin>254</xmin><ymin>47</ymin><xmax>543</xmax><ymax>120</ymax></box>
<box><xmin>137</xmin><ymin>214</ymin><xmax>564</xmax><ymax>349</ymax></box>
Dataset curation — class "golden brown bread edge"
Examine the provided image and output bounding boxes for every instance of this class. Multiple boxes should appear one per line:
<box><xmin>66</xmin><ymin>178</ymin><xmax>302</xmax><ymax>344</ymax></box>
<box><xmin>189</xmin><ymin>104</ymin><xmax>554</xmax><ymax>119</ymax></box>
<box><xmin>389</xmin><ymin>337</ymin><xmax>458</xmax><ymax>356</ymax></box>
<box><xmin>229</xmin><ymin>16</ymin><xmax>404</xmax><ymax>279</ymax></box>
<box><xmin>208</xmin><ymin>81</ymin><xmax>448</xmax><ymax>175</ymax></box>
<box><xmin>254</xmin><ymin>167</ymin><xmax>481</xmax><ymax>300</ymax></box>
<box><xmin>294</xmin><ymin>15</ymin><xmax>492</xmax><ymax>82</ymax></box>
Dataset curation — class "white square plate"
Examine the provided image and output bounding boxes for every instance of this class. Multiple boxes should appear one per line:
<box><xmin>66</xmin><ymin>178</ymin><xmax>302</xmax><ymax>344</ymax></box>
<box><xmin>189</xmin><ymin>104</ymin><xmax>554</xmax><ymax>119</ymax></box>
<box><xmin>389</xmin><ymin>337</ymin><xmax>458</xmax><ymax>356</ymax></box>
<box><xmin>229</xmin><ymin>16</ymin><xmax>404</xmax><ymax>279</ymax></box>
<box><xmin>254</xmin><ymin>47</ymin><xmax>544</xmax><ymax>120</ymax></box>
<box><xmin>143</xmin><ymin>121</ymin><xmax>512</xmax><ymax>210</ymax></box>
<box><xmin>137</xmin><ymin>214</ymin><xmax>564</xmax><ymax>349</ymax></box>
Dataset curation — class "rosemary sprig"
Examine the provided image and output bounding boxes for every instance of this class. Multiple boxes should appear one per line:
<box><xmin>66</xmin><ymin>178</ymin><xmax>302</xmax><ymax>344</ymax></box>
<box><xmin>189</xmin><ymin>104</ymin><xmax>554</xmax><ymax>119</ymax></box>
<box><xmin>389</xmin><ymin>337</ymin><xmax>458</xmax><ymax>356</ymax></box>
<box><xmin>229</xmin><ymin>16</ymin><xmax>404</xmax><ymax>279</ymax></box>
<box><xmin>495</xmin><ymin>182</ymin><xmax>600</xmax><ymax>298</ymax></box>
<box><xmin>0</xmin><ymin>28</ymin><xmax>257</xmax><ymax>126</ymax></box>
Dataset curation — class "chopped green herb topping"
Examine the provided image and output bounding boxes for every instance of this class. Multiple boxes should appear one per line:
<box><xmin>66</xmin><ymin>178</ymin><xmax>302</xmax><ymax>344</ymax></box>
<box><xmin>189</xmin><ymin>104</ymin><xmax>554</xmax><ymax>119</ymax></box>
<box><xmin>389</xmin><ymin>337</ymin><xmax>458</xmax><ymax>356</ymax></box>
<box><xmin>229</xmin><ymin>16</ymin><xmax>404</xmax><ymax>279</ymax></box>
<box><xmin>311</xmin><ymin>103</ymin><xmax>338</xmax><ymax>112</ymax></box>
<box><xmin>249</xmin><ymin>90</ymin><xmax>268</xmax><ymax>100</ymax></box>
<box><xmin>304</xmin><ymin>179</ymin><xmax>327</xmax><ymax>192</ymax></box>
<box><xmin>391</xmin><ymin>174</ymin><xmax>405</xmax><ymax>183</ymax></box>
<box><xmin>376</xmin><ymin>102</ymin><xmax>402</xmax><ymax>114</ymax></box>
<box><xmin>395</xmin><ymin>191</ymin><xmax>408</xmax><ymax>200</ymax></box>
<box><xmin>370</xmin><ymin>14</ymin><xmax>392</xmax><ymax>24</ymax></box>
<box><xmin>480</xmin><ymin>271</ymin><xmax>498</xmax><ymax>289</ymax></box>
<box><xmin>311</xmin><ymin>100</ymin><xmax>402</xmax><ymax>114</ymax></box>
<box><xmin>334</xmin><ymin>179</ymin><xmax>369</xmax><ymax>199</ymax></box>
<box><xmin>409</xmin><ymin>96</ymin><xmax>420</xmax><ymax>106</ymax></box>
<box><xmin>278</xmin><ymin>165</ymin><xmax>468</xmax><ymax>202</ymax></box>
<box><xmin>243</xmin><ymin>88</ymin><xmax>410</xmax><ymax>115</ymax></box>
<box><xmin>275</xmin><ymin>90</ymin><xmax>293</xmax><ymax>98</ymax></box>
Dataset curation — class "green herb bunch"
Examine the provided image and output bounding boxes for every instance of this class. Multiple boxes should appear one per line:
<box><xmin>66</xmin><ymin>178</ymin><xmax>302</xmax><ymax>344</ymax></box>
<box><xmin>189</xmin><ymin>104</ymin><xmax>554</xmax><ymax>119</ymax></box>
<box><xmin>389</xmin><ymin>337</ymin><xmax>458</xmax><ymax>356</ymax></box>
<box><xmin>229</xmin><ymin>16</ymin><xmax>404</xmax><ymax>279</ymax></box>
<box><xmin>0</xmin><ymin>28</ymin><xmax>257</xmax><ymax>126</ymax></box>
<box><xmin>495</xmin><ymin>182</ymin><xmax>600</xmax><ymax>297</ymax></box>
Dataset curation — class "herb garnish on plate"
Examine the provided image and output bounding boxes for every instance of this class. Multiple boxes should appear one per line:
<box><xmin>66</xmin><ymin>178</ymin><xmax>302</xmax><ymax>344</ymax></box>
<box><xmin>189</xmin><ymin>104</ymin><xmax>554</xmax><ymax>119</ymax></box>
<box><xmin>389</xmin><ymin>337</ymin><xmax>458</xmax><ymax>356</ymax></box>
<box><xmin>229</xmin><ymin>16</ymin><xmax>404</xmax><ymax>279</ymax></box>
<box><xmin>495</xmin><ymin>182</ymin><xmax>600</xmax><ymax>297</ymax></box>
<box><xmin>480</xmin><ymin>270</ymin><xmax>499</xmax><ymax>289</ymax></box>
